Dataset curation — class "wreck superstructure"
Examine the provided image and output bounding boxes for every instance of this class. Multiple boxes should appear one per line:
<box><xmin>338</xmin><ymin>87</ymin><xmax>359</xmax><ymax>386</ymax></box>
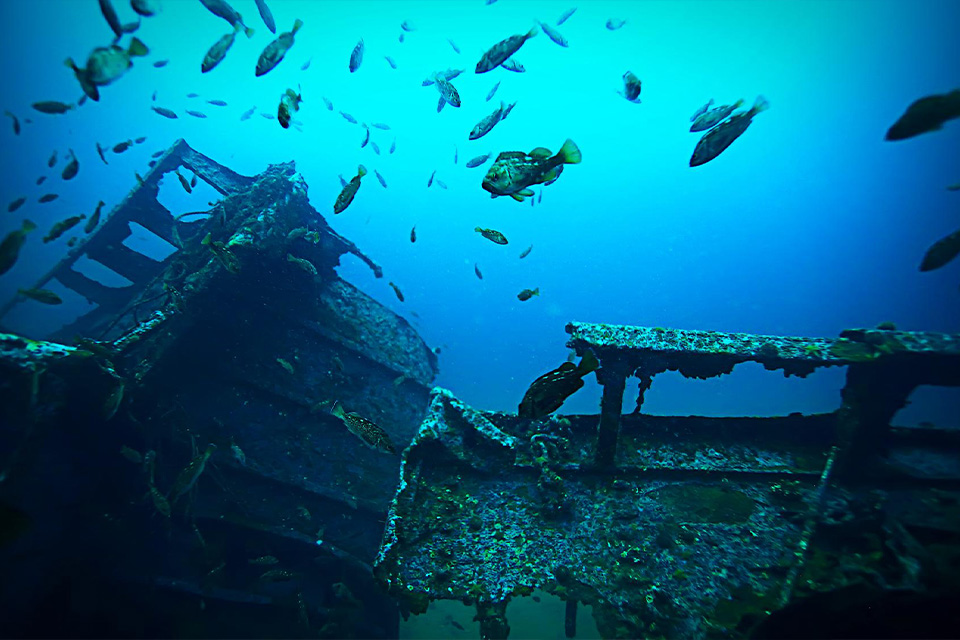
<box><xmin>0</xmin><ymin>140</ymin><xmax>437</xmax><ymax>638</ymax></box>
<box><xmin>2</xmin><ymin>140</ymin><xmax>959</xmax><ymax>638</ymax></box>
<box><xmin>376</xmin><ymin>323</ymin><xmax>960</xmax><ymax>638</ymax></box>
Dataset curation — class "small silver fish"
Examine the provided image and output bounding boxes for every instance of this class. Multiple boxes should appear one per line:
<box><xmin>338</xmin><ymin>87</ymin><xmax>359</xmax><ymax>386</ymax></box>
<box><xmin>557</xmin><ymin>7</ymin><xmax>577</xmax><ymax>25</ymax></box>
<box><xmin>537</xmin><ymin>21</ymin><xmax>568</xmax><ymax>47</ymax></box>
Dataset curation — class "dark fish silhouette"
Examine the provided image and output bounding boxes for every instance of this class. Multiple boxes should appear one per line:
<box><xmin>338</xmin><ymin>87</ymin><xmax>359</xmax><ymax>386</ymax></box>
<box><xmin>886</xmin><ymin>89</ymin><xmax>960</xmax><ymax>141</ymax></box>
<box><xmin>349</xmin><ymin>38</ymin><xmax>364</xmax><ymax>72</ymax></box>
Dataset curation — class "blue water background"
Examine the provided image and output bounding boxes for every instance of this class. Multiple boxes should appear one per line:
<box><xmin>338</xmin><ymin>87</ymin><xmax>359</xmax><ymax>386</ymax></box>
<box><xmin>0</xmin><ymin>0</ymin><xmax>958</xmax><ymax>421</ymax></box>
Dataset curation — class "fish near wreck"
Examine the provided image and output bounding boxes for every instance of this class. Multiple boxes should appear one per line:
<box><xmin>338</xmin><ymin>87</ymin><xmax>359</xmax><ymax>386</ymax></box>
<box><xmin>500</xmin><ymin>58</ymin><xmax>525</xmax><ymax>73</ymax></box>
<box><xmin>466</xmin><ymin>152</ymin><xmax>492</xmax><ymax>168</ymax></box>
<box><xmin>517</xmin><ymin>287</ymin><xmax>539</xmax><ymax>301</ymax></box>
<box><xmin>483</xmin><ymin>139</ymin><xmax>581</xmax><ymax>201</ymax></box>
<box><xmin>202</xmin><ymin>26</ymin><xmax>239</xmax><ymax>73</ymax></box>
<box><xmin>278</xmin><ymin>87</ymin><xmax>302</xmax><ymax>129</ymax></box>
<box><xmin>65</xmin><ymin>38</ymin><xmax>149</xmax><ymax>101</ymax></box>
<box><xmin>169</xmin><ymin>444</ymin><xmax>217</xmax><ymax>504</ymax></box>
<box><xmin>618</xmin><ymin>71</ymin><xmax>642</xmax><ymax>103</ymax></box>
<box><xmin>475</xmin><ymin>227</ymin><xmax>508</xmax><ymax>245</ymax></box>
<box><xmin>349</xmin><ymin>38</ymin><xmax>364</xmax><ymax>72</ymax></box>
<box><xmin>44</xmin><ymin>215</ymin><xmax>86</xmax><ymax>243</ymax></box>
<box><xmin>256</xmin><ymin>18</ymin><xmax>303</xmax><ymax>77</ymax></box>
<box><xmin>131</xmin><ymin>0</ymin><xmax>159</xmax><ymax>17</ymax></box>
<box><xmin>151</xmin><ymin>106</ymin><xmax>177</xmax><ymax>119</ymax></box>
<box><xmin>919</xmin><ymin>228</ymin><xmax>960</xmax><ymax>272</ymax></box>
<box><xmin>476</xmin><ymin>28</ymin><xmax>537</xmax><ymax>73</ymax></box>
<box><xmin>98</xmin><ymin>0</ymin><xmax>123</xmax><ymax>38</ymax></box>
<box><xmin>331</xmin><ymin>402</ymin><xmax>396</xmax><ymax>454</ymax></box>
<box><xmin>334</xmin><ymin>165</ymin><xmax>367</xmax><ymax>214</ymax></box>
<box><xmin>254</xmin><ymin>0</ymin><xmax>276</xmax><ymax>33</ymax></box>
<box><xmin>469</xmin><ymin>100</ymin><xmax>516</xmax><ymax>140</ymax></box>
<box><xmin>0</xmin><ymin>221</ymin><xmax>37</xmax><ymax>276</ymax></box>
<box><xmin>84</xmin><ymin>201</ymin><xmax>105</xmax><ymax>233</ymax></box>
<box><xmin>690</xmin><ymin>99</ymin><xmax>743</xmax><ymax>132</ymax></box>
<box><xmin>61</xmin><ymin>150</ymin><xmax>79</xmax><ymax>180</ymax></box>
<box><xmin>199</xmin><ymin>0</ymin><xmax>254</xmax><ymax>37</ymax></box>
<box><xmin>690</xmin><ymin>95</ymin><xmax>769</xmax><ymax>167</ymax></box>
<box><xmin>389</xmin><ymin>282</ymin><xmax>404</xmax><ymax>301</ymax></box>
<box><xmin>886</xmin><ymin>89</ymin><xmax>960</xmax><ymax>140</ymax></box>
<box><xmin>18</xmin><ymin>288</ymin><xmax>62</xmax><ymax>305</ymax></box>
<box><xmin>202</xmin><ymin>233</ymin><xmax>241</xmax><ymax>274</ymax></box>
<box><xmin>537</xmin><ymin>20</ymin><xmax>568</xmax><ymax>47</ymax></box>
<box><xmin>691</xmin><ymin>98</ymin><xmax>714</xmax><ymax>122</ymax></box>
<box><xmin>519</xmin><ymin>350</ymin><xmax>599</xmax><ymax>419</ymax></box>
<box><xmin>434</xmin><ymin>74</ymin><xmax>461</xmax><ymax>108</ymax></box>
<box><xmin>4</xmin><ymin>110</ymin><xmax>20</xmax><ymax>135</ymax></box>
<box><xmin>32</xmin><ymin>101</ymin><xmax>74</xmax><ymax>115</ymax></box>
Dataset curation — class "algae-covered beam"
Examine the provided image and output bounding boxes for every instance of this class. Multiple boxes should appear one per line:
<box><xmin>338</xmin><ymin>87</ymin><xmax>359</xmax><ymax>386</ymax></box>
<box><xmin>594</xmin><ymin>355</ymin><xmax>631</xmax><ymax>468</ymax></box>
<box><xmin>564</xmin><ymin>600</ymin><xmax>577</xmax><ymax>638</ymax></box>
<box><xmin>834</xmin><ymin>362</ymin><xmax>920</xmax><ymax>478</ymax></box>
<box><xmin>476</xmin><ymin>600</ymin><xmax>510</xmax><ymax>640</ymax></box>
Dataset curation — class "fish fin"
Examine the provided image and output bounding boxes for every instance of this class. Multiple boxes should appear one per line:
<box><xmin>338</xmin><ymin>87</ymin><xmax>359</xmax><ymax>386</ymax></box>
<box><xmin>331</xmin><ymin>401</ymin><xmax>346</xmax><ymax>419</ymax></box>
<box><xmin>510</xmin><ymin>193</ymin><xmax>525</xmax><ymax>202</ymax></box>
<box><xmin>557</xmin><ymin>138</ymin><xmax>582</xmax><ymax>164</ymax></box>
<box><xmin>201</xmin><ymin>232</ymin><xmax>212</xmax><ymax>246</ymax></box>
<box><xmin>127</xmin><ymin>38</ymin><xmax>149</xmax><ymax>57</ymax></box>
<box><xmin>529</xmin><ymin>147</ymin><xmax>552</xmax><ymax>158</ymax></box>
<box><xmin>437</xmin><ymin>96</ymin><xmax>446</xmax><ymax>113</ymax></box>
<box><xmin>64</xmin><ymin>58</ymin><xmax>79</xmax><ymax>71</ymax></box>
<box><xmin>577</xmin><ymin>349</ymin><xmax>599</xmax><ymax>376</ymax></box>
<box><xmin>22</xmin><ymin>220</ymin><xmax>37</xmax><ymax>233</ymax></box>
<box><xmin>532</xmin><ymin>288</ymin><xmax>540</xmax><ymax>296</ymax></box>
<box><xmin>518</xmin><ymin>188</ymin><xmax>535</xmax><ymax>197</ymax></box>
<box><xmin>752</xmin><ymin>95</ymin><xmax>770</xmax><ymax>113</ymax></box>
<box><xmin>291</xmin><ymin>19</ymin><xmax>303</xmax><ymax>34</ymax></box>
<box><xmin>357</xmin><ymin>165</ymin><xmax>367</xmax><ymax>178</ymax></box>
<box><xmin>474</xmin><ymin>226</ymin><xmax>483</xmax><ymax>232</ymax></box>
<box><xmin>526</xmin><ymin>26</ymin><xmax>538</xmax><ymax>38</ymax></box>
<box><xmin>733</xmin><ymin>98</ymin><xmax>744</xmax><ymax>109</ymax></box>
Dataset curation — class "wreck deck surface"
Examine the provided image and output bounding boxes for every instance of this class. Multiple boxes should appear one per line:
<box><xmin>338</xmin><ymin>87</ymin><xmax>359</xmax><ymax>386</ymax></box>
<box><xmin>375</xmin><ymin>324</ymin><xmax>960</xmax><ymax>639</ymax></box>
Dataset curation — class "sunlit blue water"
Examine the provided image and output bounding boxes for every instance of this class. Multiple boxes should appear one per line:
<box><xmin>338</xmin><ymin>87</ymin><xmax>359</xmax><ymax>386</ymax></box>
<box><xmin>1</xmin><ymin>0</ymin><xmax>958</xmax><ymax>422</ymax></box>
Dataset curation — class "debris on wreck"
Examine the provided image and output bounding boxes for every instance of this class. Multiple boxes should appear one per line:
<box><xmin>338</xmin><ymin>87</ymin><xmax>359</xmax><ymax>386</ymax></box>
<box><xmin>375</xmin><ymin>322</ymin><xmax>960</xmax><ymax>639</ymax></box>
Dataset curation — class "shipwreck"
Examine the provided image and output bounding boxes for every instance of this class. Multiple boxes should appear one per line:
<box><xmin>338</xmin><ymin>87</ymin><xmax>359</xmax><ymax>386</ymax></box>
<box><xmin>1</xmin><ymin>141</ymin><xmax>958</xmax><ymax>639</ymax></box>
<box><xmin>0</xmin><ymin>140</ymin><xmax>437</xmax><ymax>638</ymax></box>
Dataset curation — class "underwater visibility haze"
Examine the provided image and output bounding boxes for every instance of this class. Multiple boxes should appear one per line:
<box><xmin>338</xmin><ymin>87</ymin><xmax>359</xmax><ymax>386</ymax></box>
<box><xmin>0</xmin><ymin>0</ymin><xmax>957</xmax><ymax>417</ymax></box>
<box><xmin>1</xmin><ymin>0</ymin><xmax>960</xmax><ymax>638</ymax></box>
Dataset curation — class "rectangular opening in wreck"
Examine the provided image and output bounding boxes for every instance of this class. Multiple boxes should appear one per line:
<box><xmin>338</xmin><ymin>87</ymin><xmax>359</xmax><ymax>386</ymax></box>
<box><xmin>892</xmin><ymin>385</ymin><xmax>960</xmax><ymax>429</ymax></box>
<box><xmin>71</xmin><ymin>256</ymin><xmax>135</xmax><ymax>288</ymax></box>
<box><xmin>632</xmin><ymin>361</ymin><xmax>848</xmax><ymax>417</ymax></box>
<box><xmin>121</xmin><ymin>222</ymin><xmax>179</xmax><ymax>263</ymax></box>
<box><xmin>157</xmin><ymin>166</ymin><xmax>219</xmax><ymax>218</ymax></box>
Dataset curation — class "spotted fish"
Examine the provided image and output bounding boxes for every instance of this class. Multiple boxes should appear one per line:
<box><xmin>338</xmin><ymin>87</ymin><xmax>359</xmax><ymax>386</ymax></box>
<box><xmin>331</xmin><ymin>402</ymin><xmax>396</xmax><ymax>454</ymax></box>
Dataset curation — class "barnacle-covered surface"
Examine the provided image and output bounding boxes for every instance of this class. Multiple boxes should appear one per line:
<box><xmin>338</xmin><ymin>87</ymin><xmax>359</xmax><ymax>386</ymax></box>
<box><xmin>0</xmin><ymin>332</ymin><xmax>123</xmax><ymax>426</ymax></box>
<box><xmin>0</xmin><ymin>143</ymin><xmax>438</xmax><ymax>638</ymax></box>
<box><xmin>376</xmin><ymin>378</ymin><xmax>960</xmax><ymax>639</ymax></box>
<box><xmin>566</xmin><ymin>322</ymin><xmax>960</xmax><ymax>379</ymax></box>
